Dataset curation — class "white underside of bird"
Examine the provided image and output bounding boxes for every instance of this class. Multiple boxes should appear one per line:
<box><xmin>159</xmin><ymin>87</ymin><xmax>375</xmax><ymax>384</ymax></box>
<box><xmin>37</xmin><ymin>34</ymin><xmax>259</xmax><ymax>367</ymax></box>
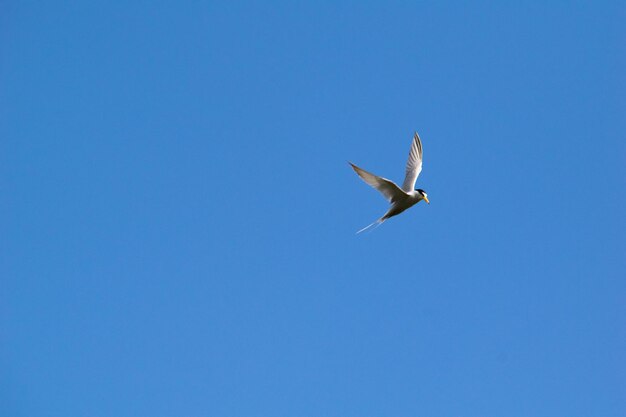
<box><xmin>349</xmin><ymin>132</ymin><xmax>429</xmax><ymax>233</ymax></box>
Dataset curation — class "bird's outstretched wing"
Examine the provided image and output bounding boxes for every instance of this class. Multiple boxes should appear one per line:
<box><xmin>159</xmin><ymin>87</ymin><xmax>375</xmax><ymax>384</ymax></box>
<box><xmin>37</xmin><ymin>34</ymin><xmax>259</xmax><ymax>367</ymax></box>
<box><xmin>349</xmin><ymin>162</ymin><xmax>406</xmax><ymax>203</ymax></box>
<box><xmin>401</xmin><ymin>132</ymin><xmax>423</xmax><ymax>192</ymax></box>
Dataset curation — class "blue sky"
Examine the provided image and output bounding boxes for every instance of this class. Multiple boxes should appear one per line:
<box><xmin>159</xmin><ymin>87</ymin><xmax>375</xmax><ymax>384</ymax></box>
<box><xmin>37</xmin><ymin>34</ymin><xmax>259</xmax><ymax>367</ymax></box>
<box><xmin>1</xmin><ymin>2</ymin><xmax>625</xmax><ymax>416</ymax></box>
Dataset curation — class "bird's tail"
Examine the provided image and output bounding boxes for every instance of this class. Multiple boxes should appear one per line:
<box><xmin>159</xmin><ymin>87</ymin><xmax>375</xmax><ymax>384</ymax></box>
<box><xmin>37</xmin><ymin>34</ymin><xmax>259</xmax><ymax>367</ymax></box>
<box><xmin>356</xmin><ymin>217</ymin><xmax>386</xmax><ymax>234</ymax></box>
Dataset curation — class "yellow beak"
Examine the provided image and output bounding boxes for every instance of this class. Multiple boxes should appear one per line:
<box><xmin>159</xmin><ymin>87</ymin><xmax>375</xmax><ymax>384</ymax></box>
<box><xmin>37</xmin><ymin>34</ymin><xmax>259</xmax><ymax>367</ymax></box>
<box><xmin>423</xmin><ymin>196</ymin><xmax>430</xmax><ymax>204</ymax></box>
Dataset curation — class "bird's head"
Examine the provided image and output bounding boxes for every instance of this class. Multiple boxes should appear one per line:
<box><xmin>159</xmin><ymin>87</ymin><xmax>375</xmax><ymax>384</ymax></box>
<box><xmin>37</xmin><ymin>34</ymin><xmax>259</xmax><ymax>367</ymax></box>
<box><xmin>416</xmin><ymin>188</ymin><xmax>430</xmax><ymax>204</ymax></box>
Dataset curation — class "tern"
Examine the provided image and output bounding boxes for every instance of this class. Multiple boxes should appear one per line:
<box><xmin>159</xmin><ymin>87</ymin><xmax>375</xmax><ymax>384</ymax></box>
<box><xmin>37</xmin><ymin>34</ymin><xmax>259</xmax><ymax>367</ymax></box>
<box><xmin>350</xmin><ymin>132</ymin><xmax>429</xmax><ymax>233</ymax></box>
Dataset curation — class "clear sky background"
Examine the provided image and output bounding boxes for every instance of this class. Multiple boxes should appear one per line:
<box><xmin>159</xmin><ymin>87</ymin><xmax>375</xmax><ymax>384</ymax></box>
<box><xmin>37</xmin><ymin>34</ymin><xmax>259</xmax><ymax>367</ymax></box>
<box><xmin>2</xmin><ymin>2</ymin><xmax>625</xmax><ymax>416</ymax></box>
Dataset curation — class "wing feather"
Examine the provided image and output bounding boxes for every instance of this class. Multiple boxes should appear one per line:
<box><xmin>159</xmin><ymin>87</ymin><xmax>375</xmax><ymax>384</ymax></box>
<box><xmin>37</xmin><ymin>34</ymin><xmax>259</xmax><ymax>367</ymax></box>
<box><xmin>349</xmin><ymin>162</ymin><xmax>406</xmax><ymax>202</ymax></box>
<box><xmin>401</xmin><ymin>132</ymin><xmax>423</xmax><ymax>192</ymax></box>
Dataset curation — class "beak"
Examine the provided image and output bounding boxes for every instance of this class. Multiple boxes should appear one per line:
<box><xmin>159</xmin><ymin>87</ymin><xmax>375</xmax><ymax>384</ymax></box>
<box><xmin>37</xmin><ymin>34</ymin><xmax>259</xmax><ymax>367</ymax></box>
<box><xmin>423</xmin><ymin>196</ymin><xmax>430</xmax><ymax>204</ymax></box>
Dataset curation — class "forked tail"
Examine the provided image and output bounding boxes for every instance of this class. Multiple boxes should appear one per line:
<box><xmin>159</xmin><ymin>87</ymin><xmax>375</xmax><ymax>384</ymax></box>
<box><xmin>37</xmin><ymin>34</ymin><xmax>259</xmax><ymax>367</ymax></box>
<box><xmin>356</xmin><ymin>217</ymin><xmax>386</xmax><ymax>234</ymax></box>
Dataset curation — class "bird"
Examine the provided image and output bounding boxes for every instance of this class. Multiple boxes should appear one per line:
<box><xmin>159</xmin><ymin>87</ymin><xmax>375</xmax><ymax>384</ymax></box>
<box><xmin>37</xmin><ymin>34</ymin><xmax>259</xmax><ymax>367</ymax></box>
<box><xmin>349</xmin><ymin>132</ymin><xmax>429</xmax><ymax>233</ymax></box>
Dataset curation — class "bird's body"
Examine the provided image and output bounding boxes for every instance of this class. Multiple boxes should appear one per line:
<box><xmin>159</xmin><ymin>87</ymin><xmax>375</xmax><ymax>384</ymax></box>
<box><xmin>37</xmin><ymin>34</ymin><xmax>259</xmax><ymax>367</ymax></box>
<box><xmin>350</xmin><ymin>132</ymin><xmax>429</xmax><ymax>233</ymax></box>
<box><xmin>382</xmin><ymin>189</ymin><xmax>424</xmax><ymax>219</ymax></box>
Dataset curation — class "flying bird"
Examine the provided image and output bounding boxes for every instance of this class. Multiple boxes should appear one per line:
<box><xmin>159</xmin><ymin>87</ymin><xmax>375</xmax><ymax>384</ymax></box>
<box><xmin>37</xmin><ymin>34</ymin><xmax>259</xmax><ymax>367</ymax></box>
<box><xmin>350</xmin><ymin>132</ymin><xmax>429</xmax><ymax>233</ymax></box>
